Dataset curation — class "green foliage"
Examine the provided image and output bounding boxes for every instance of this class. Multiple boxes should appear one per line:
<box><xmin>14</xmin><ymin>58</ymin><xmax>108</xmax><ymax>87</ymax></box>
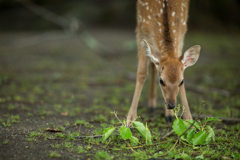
<box><xmin>175</xmin><ymin>153</ymin><xmax>191</xmax><ymax>160</ymax></box>
<box><xmin>119</xmin><ymin>126</ymin><xmax>132</xmax><ymax>140</ymax></box>
<box><xmin>172</xmin><ymin>116</ymin><xmax>221</xmax><ymax>146</ymax></box>
<box><xmin>130</xmin><ymin>136</ymin><xmax>139</xmax><ymax>146</ymax></box>
<box><xmin>192</xmin><ymin>131</ymin><xmax>207</xmax><ymax>146</ymax></box>
<box><xmin>49</xmin><ymin>151</ymin><xmax>61</xmax><ymax>158</ymax></box>
<box><xmin>102</xmin><ymin>127</ymin><xmax>116</xmax><ymax>141</ymax></box>
<box><xmin>132</xmin><ymin>121</ymin><xmax>152</xmax><ymax>144</ymax></box>
<box><xmin>195</xmin><ymin>155</ymin><xmax>205</xmax><ymax>160</ymax></box>
<box><xmin>3</xmin><ymin>140</ymin><xmax>8</xmax><ymax>144</ymax></box>
<box><xmin>172</xmin><ymin>119</ymin><xmax>185</xmax><ymax>136</ymax></box>
<box><xmin>2</xmin><ymin>120</ymin><xmax>11</xmax><ymax>127</ymax></box>
<box><xmin>95</xmin><ymin>151</ymin><xmax>113</xmax><ymax>160</ymax></box>
<box><xmin>102</xmin><ymin>113</ymin><xmax>152</xmax><ymax>145</ymax></box>
<box><xmin>205</xmin><ymin>117</ymin><xmax>222</xmax><ymax>122</ymax></box>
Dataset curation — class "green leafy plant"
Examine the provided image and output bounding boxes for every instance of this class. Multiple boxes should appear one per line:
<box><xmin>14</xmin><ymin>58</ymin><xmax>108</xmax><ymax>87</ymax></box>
<box><xmin>49</xmin><ymin>151</ymin><xmax>61</xmax><ymax>158</ymax></box>
<box><xmin>95</xmin><ymin>151</ymin><xmax>113</xmax><ymax>160</ymax></box>
<box><xmin>172</xmin><ymin>105</ymin><xmax>221</xmax><ymax>146</ymax></box>
<box><xmin>3</xmin><ymin>140</ymin><xmax>8</xmax><ymax>144</ymax></box>
<box><xmin>2</xmin><ymin>120</ymin><xmax>11</xmax><ymax>127</ymax></box>
<box><xmin>102</xmin><ymin>111</ymin><xmax>152</xmax><ymax>146</ymax></box>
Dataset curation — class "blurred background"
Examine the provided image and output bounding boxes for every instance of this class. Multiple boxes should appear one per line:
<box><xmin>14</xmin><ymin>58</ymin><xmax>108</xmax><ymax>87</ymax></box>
<box><xmin>0</xmin><ymin>0</ymin><xmax>240</xmax><ymax>123</ymax></box>
<box><xmin>0</xmin><ymin>0</ymin><xmax>240</xmax><ymax>32</ymax></box>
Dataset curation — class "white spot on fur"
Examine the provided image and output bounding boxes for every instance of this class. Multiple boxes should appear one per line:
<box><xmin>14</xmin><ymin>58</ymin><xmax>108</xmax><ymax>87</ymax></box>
<box><xmin>148</xmin><ymin>15</ymin><xmax>151</xmax><ymax>19</ymax></box>
<box><xmin>158</xmin><ymin>22</ymin><xmax>161</xmax><ymax>26</ymax></box>
<box><xmin>146</xmin><ymin>6</ymin><xmax>149</xmax><ymax>10</ymax></box>
<box><xmin>172</xmin><ymin>12</ymin><xmax>175</xmax><ymax>17</ymax></box>
<box><xmin>163</xmin><ymin>3</ymin><xmax>165</xmax><ymax>8</ymax></box>
<box><xmin>138</xmin><ymin>15</ymin><xmax>142</xmax><ymax>22</ymax></box>
<box><xmin>143</xmin><ymin>18</ymin><xmax>145</xmax><ymax>22</ymax></box>
<box><xmin>173</xmin><ymin>30</ymin><xmax>176</xmax><ymax>33</ymax></box>
<box><xmin>183</xmin><ymin>21</ymin><xmax>186</xmax><ymax>25</ymax></box>
<box><xmin>172</xmin><ymin>22</ymin><xmax>175</xmax><ymax>26</ymax></box>
<box><xmin>159</xmin><ymin>28</ymin><xmax>162</xmax><ymax>32</ymax></box>
<box><xmin>160</xmin><ymin>9</ymin><xmax>163</xmax><ymax>14</ymax></box>
<box><xmin>159</xmin><ymin>40</ymin><xmax>163</xmax><ymax>45</ymax></box>
<box><xmin>146</xmin><ymin>21</ymin><xmax>149</xmax><ymax>24</ymax></box>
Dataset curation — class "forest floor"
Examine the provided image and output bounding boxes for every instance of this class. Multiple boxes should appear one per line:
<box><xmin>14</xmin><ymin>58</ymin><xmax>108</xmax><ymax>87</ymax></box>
<box><xmin>0</xmin><ymin>29</ymin><xmax>240</xmax><ymax>159</ymax></box>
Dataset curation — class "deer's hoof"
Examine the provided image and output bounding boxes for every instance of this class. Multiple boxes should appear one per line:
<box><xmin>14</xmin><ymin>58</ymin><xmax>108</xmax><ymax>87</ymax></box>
<box><xmin>148</xmin><ymin>107</ymin><xmax>155</xmax><ymax>113</ymax></box>
<box><xmin>165</xmin><ymin>116</ymin><xmax>173</xmax><ymax>123</ymax></box>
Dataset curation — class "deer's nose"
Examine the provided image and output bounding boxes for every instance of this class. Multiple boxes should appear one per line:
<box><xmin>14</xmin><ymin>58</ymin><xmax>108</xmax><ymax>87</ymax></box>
<box><xmin>167</xmin><ymin>103</ymin><xmax>175</xmax><ymax>109</ymax></box>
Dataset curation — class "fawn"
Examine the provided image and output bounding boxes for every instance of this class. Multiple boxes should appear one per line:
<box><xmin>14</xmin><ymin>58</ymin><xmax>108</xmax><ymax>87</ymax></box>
<box><xmin>127</xmin><ymin>0</ymin><xmax>201</xmax><ymax>126</ymax></box>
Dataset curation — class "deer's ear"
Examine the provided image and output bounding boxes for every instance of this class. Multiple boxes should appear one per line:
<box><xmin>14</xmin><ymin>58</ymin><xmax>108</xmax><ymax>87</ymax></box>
<box><xmin>142</xmin><ymin>39</ymin><xmax>160</xmax><ymax>65</ymax></box>
<box><xmin>180</xmin><ymin>45</ymin><xmax>201</xmax><ymax>69</ymax></box>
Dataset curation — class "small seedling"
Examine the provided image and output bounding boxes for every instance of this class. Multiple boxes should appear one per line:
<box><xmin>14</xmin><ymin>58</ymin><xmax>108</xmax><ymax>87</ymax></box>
<box><xmin>95</xmin><ymin>151</ymin><xmax>113</xmax><ymax>160</ymax></box>
<box><xmin>29</xmin><ymin>132</ymin><xmax>41</xmax><ymax>137</ymax></box>
<box><xmin>27</xmin><ymin>138</ymin><xmax>37</xmax><ymax>142</ymax></box>
<box><xmin>49</xmin><ymin>151</ymin><xmax>61</xmax><ymax>158</ymax></box>
<box><xmin>50</xmin><ymin>143</ymin><xmax>61</xmax><ymax>148</ymax></box>
<box><xmin>2</xmin><ymin>120</ymin><xmax>11</xmax><ymax>127</ymax></box>
<box><xmin>11</xmin><ymin>115</ymin><xmax>20</xmax><ymax>123</ymax></box>
<box><xmin>102</xmin><ymin>111</ymin><xmax>152</xmax><ymax>146</ymax></box>
<box><xmin>3</xmin><ymin>140</ymin><xmax>8</xmax><ymax>144</ymax></box>
<box><xmin>76</xmin><ymin>146</ymin><xmax>86</xmax><ymax>154</ymax></box>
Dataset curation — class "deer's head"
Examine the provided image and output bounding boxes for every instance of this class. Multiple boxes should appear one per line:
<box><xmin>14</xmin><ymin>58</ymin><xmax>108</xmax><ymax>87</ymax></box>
<box><xmin>143</xmin><ymin>40</ymin><xmax>201</xmax><ymax>109</ymax></box>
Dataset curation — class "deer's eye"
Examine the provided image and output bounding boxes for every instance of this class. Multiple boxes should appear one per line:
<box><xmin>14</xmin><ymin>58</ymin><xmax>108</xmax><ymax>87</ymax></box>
<box><xmin>160</xmin><ymin>78</ymin><xmax>165</xmax><ymax>86</ymax></box>
<box><xmin>179</xmin><ymin>80</ymin><xmax>184</xmax><ymax>86</ymax></box>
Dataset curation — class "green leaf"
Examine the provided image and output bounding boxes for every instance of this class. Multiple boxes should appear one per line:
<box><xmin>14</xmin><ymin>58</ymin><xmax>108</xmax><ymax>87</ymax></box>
<box><xmin>206</xmin><ymin>117</ymin><xmax>221</xmax><ymax>122</ymax></box>
<box><xmin>130</xmin><ymin>136</ymin><xmax>139</xmax><ymax>146</ymax></box>
<box><xmin>187</xmin><ymin>128</ymin><xmax>196</xmax><ymax>143</ymax></box>
<box><xmin>175</xmin><ymin>153</ymin><xmax>191</xmax><ymax>160</ymax></box>
<box><xmin>132</xmin><ymin>121</ymin><xmax>152</xmax><ymax>144</ymax></box>
<box><xmin>192</xmin><ymin>131</ymin><xmax>207</xmax><ymax>146</ymax></box>
<box><xmin>232</xmin><ymin>152</ymin><xmax>240</xmax><ymax>159</ymax></box>
<box><xmin>203</xmin><ymin>126</ymin><xmax>215</xmax><ymax>145</ymax></box>
<box><xmin>181</xmin><ymin>128</ymin><xmax>195</xmax><ymax>144</ymax></box>
<box><xmin>185</xmin><ymin>119</ymin><xmax>201</xmax><ymax>130</ymax></box>
<box><xmin>195</xmin><ymin>155</ymin><xmax>205</xmax><ymax>160</ymax></box>
<box><xmin>119</xmin><ymin>126</ymin><xmax>132</xmax><ymax>140</ymax></box>
<box><xmin>102</xmin><ymin>127</ymin><xmax>115</xmax><ymax>141</ymax></box>
<box><xmin>173</xmin><ymin>119</ymin><xmax>185</xmax><ymax>136</ymax></box>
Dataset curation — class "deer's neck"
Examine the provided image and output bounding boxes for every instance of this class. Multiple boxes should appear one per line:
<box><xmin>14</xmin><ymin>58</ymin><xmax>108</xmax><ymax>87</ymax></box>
<box><xmin>137</xmin><ymin>0</ymin><xmax>189</xmax><ymax>58</ymax></box>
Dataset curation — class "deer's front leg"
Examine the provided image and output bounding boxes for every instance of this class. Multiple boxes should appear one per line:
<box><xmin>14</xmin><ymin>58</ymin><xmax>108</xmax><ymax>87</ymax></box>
<box><xmin>127</xmin><ymin>51</ymin><xmax>148</xmax><ymax>127</ymax></box>
<box><xmin>179</xmin><ymin>83</ymin><xmax>193</xmax><ymax>120</ymax></box>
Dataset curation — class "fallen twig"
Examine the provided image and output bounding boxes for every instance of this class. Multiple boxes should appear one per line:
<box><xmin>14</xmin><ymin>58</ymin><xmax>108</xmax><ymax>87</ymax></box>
<box><xmin>78</xmin><ymin>124</ymin><xmax>82</xmax><ymax>133</ymax></box>
<box><xmin>14</xmin><ymin>0</ymin><xmax>116</xmax><ymax>55</ymax></box>
<box><xmin>186</xmin><ymin>83</ymin><xmax>230</xmax><ymax>97</ymax></box>
<box><xmin>74</xmin><ymin>134</ymin><xmax>119</xmax><ymax>139</ymax></box>
<box><xmin>46</xmin><ymin>128</ymin><xmax>63</xmax><ymax>132</ymax></box>
<box><xmin>47</xmin><ymin>137</ymin><xmax>61</xmax><ymax>140</ymax></box>
<box><xmin>160</xmin><ymin>130</ymin><xmax>174</xmax><ymax>140</ymax></box>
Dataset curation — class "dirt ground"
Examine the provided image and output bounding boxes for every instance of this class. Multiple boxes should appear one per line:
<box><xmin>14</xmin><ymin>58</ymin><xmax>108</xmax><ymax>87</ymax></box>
<box><xmin>0</xmin><ymin>29</ymin><xmax>240</xmax><ymax>159</ymax></box>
